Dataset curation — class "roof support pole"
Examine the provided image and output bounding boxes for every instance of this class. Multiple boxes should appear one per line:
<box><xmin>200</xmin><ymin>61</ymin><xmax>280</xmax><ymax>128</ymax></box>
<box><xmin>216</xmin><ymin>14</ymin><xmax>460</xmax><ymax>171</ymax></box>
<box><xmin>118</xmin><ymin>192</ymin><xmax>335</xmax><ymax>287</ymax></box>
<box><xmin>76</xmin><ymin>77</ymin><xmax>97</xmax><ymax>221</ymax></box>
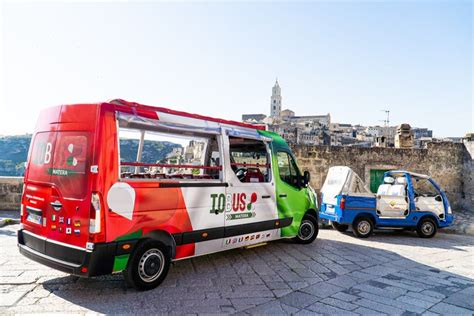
<box><xmin>135</xmin><ymin>130</ymin><xmax>145</xmax><ymax>174</ymax></box>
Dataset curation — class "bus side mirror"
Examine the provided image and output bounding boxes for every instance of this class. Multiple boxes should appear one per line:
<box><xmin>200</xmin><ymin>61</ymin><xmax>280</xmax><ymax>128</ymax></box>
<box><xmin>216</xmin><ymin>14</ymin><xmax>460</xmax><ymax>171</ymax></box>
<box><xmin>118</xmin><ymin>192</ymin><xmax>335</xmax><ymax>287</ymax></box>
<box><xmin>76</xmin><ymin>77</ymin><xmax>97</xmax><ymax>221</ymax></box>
<box><xmin>303</xmin><ymin>171</ymin><xmax>311</xmax><ymax>186</ymax></box>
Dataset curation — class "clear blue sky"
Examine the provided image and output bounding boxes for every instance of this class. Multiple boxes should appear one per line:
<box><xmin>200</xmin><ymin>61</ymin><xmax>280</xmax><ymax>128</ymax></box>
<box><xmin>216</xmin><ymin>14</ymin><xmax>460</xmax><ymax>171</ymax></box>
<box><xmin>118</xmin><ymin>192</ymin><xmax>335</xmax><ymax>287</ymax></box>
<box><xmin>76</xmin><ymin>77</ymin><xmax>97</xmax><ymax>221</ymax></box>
<box><xmin>1</xmin><ymin>1</ymin><xmax>472</xmax><ymax>137</ymax></box>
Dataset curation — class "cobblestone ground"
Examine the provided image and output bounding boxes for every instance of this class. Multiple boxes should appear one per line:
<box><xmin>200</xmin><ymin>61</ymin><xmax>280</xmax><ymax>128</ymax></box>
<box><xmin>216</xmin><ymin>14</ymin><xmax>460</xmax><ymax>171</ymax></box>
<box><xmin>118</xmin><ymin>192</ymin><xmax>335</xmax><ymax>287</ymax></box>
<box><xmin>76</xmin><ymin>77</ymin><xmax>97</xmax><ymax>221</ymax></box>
<box><xmin>1</xmin><ymin>224</ymin><xmax>473</xmax><ymax>315</ymax></box>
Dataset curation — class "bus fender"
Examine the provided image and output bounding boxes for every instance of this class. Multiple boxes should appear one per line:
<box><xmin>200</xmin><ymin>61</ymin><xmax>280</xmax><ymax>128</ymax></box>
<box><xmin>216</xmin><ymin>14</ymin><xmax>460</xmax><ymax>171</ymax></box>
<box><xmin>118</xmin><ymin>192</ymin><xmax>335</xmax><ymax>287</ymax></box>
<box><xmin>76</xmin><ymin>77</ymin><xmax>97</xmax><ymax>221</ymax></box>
<box><xmin>142</xmin><ymin>230</ymin><xmax>177</xmax><ymax>259</ymax></box>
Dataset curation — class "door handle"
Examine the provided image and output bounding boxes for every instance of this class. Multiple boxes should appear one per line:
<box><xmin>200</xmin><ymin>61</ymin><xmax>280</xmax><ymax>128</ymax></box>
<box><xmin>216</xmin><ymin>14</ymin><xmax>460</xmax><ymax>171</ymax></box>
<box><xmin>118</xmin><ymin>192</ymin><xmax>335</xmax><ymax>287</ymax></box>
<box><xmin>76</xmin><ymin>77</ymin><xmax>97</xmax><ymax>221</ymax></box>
<box><xmin>262</xmin><ymin>195</ymin><xmax>271</xmax><ymax>199</ymax></box>
<box><xmin>279</xmin><ymin>194</ymin><xmax>287</xmax><ymax>198</ymax></box>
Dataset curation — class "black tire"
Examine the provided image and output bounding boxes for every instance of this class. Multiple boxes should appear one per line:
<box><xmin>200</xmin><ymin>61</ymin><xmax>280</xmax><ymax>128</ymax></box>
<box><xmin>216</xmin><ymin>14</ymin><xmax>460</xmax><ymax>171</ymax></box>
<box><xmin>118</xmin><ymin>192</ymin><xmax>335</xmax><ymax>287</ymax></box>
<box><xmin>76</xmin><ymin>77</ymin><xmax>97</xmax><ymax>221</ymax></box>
<box><xmin>416</xmin><ymin>218</ymin><xmax>437</xmax><ymax>238</ymax></box>
<box><xmin>331</xmin><ymin>221</ymin><xmax>349</xmax><ymax>232</ymax></box>
<box><xmin>293</xmin><ymin>214</ymin><xmax>319</xmax><ymax>244</ymax></box>
<box><xmin>352</xmin><ymin>217</ymin><xmax>374</xmax><ymax>238</ymax></box>
<box><xmin>123</xmin><ymin>239</ymin><xmax>171</xmax><ymax>291</ymax></box>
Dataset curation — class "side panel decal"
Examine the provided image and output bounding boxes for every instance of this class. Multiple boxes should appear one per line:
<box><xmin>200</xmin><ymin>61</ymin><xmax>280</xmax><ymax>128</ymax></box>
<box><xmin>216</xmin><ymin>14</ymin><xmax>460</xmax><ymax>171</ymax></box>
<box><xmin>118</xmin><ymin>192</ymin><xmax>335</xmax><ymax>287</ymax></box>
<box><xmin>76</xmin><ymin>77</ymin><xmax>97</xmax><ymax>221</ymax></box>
<box><xmin>107</xmin><ymin>182</ymin><xmax>135</xmax><ymax>220</ymax></box>
<box><xmin>173</xmin><ymin>217</ymin><xmax>293</xmax><ymax>245</ymax></box>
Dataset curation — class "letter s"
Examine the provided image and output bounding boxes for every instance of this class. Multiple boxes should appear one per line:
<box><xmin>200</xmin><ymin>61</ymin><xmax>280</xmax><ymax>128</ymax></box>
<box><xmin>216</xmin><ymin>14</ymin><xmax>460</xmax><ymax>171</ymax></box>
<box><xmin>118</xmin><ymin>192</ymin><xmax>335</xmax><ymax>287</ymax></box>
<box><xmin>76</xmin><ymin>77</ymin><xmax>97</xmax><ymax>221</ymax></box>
<box><xmin>240</xmin><ymin>193</ymin><xmax>246</xmax><ymax>211</ymax></box>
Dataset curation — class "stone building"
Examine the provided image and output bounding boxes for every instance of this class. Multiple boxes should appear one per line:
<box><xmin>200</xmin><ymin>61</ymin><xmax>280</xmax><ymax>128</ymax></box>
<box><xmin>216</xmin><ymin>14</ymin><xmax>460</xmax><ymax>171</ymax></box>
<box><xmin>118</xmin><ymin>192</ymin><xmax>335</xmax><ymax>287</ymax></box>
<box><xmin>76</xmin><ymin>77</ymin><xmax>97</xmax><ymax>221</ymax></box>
<box><xmin>270</xmin><ymin>80</ymin><xmax>282</xmax><ymax>118</ymax></box>
<box><xmin>241</xmin><ymin>80</ymin><xmax>438</xmax><ymax>148</ymax></box>
<box><xmin>395</xmin><ymin>123</ymin><xmax>415</xmax><ymax>149</ymax></box>
<box><xmin>241</xmin><ymin>114</ymin><xmax>266</xmax><ymax>123</ymax></box>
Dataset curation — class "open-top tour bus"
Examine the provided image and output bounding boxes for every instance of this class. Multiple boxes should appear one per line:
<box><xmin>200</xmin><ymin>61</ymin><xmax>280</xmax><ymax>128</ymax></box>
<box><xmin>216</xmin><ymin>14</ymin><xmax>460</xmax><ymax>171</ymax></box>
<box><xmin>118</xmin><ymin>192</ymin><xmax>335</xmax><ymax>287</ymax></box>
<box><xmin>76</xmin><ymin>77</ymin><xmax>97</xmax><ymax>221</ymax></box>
<box><xmin>18</xmin><ymin>99</ymin><xmax>319</xmax><ymax>290</ymax></box>
<box><xmin>319</xmin><ymin>166</ymin><xmax>453</xmax><ymax>238</ymax></box>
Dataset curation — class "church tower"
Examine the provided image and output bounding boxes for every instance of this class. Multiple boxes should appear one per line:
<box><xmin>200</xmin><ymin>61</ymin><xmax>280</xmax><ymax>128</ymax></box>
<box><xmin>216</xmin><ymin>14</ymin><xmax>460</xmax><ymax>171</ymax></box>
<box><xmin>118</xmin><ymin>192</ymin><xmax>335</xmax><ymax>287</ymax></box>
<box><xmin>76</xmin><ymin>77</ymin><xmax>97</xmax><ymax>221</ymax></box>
<box><xmin>270</xmin><ymin>79</ymin><xmax>282</xmax><ymax>118</ymax></box>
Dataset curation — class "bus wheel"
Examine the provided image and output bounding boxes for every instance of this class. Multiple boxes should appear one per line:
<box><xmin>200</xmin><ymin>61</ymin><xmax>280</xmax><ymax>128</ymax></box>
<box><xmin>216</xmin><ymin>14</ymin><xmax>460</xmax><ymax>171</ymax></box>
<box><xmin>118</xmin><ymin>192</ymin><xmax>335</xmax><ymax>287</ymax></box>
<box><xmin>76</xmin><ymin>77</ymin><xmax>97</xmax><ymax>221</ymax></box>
<box><xmin>331</xmin><ymin>221</ymin><xmax>349</xmax><ymax>232</ymax></box>
<box><xmin>293</xmin><ymin>214</ymin><xmax>319</xmax><ymax>244</ymax></box>
<box><xmin>123</xmin><ymin>239</ymin><xmax>171</xmax><ymax>291</ymax></box>
<box><xmin>416</xmin><ymin>218</ymin><xmax>437</xmax><ymax>238</ymax></box>
<box><xmin>352</xmin><ymin>217</ymin><xmax>373</xmax><ymax>238</ymax></box>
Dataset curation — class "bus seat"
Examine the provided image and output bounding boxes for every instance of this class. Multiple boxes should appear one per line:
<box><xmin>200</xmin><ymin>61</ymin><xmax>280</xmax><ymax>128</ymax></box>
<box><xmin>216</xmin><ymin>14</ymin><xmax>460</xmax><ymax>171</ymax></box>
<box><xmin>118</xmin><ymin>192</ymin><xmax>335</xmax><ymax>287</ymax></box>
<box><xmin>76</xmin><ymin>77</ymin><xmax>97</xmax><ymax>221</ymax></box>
<box><xmin>152</xmin><ymin>173</ymin><xmax>166</xmax><ymax>179</ymax></box>
<box><xmin>244</xmin><ymin>168</ymin><xmax>264</xmax><ymax>183</ymax></box>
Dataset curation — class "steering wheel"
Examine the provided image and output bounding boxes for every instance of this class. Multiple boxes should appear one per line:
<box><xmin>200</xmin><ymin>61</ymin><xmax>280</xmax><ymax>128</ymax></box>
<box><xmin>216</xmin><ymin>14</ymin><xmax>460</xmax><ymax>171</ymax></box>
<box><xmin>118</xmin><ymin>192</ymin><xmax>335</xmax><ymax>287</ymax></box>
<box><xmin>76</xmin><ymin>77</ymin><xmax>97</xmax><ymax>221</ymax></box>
<box><xmin>235</xmin><ymin>167</ymin><xmax>247</xmax><ymax>180</ymax></box>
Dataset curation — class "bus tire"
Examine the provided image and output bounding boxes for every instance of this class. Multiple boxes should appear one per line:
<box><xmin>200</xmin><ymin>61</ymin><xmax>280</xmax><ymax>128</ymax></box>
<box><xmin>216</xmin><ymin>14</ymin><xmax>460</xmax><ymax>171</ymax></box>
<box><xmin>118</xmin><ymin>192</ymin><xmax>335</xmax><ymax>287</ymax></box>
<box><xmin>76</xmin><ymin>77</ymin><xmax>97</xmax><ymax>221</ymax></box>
<box><xmin>293</xmin><ymin>214</ymin><xmax>319</xmax><ymax>244</ymax></box>
<box><xmin>331</xmin><ymin>221</ymin><xmax>349</xmax><ymax>232</ymax></box>
<box><xmin>352</xmin><ymin>217</ymin><xmax>373</xmax><ymax>238</ymax></box>
<box><xmin>123</xmin><ymin>239</ymin><xmax>171</xmax><ymax>291</ymax></box>
<box><xmin>416</xmin><ymin>217</ymin><xmax>437</xmax><ymax>238</ymax></box>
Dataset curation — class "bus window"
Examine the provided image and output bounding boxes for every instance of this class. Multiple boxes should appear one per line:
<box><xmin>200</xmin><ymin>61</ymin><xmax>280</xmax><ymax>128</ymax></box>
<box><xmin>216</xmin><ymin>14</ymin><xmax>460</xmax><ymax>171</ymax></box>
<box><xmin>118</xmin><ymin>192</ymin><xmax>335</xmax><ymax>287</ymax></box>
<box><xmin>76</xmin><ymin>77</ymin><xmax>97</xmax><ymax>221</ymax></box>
<box><xmin>50</xmin><ymin>132</ymin><xmax>89</xmax><ymax>199</ymax></box>
<box><xmin>119</xmin><ymin>127</ymin><xmax>222</xmax><ymax>181</ymax></box>
<box><xmin>277</xmin><ymin>151</ymin><xmax>300</xmax><ymax>187</ymax></box>
<box><xmin>28</xmin><ymin>132</ymin><xmax>56</xmax><ymax>183</ymax></box>
<box><xmin>229</xmin><ymin>136</ymin><xmax>271</xmax><ymax>183</ymax></box>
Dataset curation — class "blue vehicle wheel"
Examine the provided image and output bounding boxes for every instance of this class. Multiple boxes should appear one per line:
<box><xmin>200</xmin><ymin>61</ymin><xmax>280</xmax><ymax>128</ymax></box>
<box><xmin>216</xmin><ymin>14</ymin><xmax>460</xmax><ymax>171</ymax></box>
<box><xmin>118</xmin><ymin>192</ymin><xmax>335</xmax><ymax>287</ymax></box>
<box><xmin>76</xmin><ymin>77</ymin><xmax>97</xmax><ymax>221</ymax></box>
<box><xmin>352</xmin><ymin>217</ymin><xmax>374</xmax><ymax>238</ymax></box>
<box><xmin>416</xmin><ymin>218</ymin><xmax>437</xmax><ymax>238</ymax></box>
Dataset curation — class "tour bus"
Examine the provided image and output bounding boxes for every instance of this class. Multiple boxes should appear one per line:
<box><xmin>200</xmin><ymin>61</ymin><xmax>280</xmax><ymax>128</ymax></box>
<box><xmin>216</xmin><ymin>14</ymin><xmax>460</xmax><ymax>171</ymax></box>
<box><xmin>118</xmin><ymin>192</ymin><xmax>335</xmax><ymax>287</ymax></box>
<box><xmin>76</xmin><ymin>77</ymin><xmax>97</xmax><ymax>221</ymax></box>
<box><xmin>319</xmin><ymin>166</ymin><xmax>453</xmax><ymax>238</ymax></box>
<box><xmin>18</xmin><ymin>99</ymin><xmax>319</xmax><ymax>290</ymax></box>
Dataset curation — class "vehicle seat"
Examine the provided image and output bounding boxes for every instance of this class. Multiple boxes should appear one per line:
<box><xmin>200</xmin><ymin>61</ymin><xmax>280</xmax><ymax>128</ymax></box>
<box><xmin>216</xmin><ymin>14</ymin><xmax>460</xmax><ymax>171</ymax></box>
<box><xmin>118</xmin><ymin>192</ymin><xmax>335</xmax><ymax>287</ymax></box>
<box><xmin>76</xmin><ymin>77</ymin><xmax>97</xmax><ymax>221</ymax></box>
<box><xmin>244</xmin><ymin>168</ymin><xmax>264</xmax><ymax>183</ymax></box>
<box><xmin>389</xmin><ymin>184</ymin><xmax>406</xmax><ymax>197</ymax></box>
<box><xmin>377</xmin><ymin>184</ymin><xmax>392</xmax><ymax>195</ymax></box>
<box><xmin>395</xmin><ymin>177</ymin><xmax>407</xmax><ymax>185</ymax></box>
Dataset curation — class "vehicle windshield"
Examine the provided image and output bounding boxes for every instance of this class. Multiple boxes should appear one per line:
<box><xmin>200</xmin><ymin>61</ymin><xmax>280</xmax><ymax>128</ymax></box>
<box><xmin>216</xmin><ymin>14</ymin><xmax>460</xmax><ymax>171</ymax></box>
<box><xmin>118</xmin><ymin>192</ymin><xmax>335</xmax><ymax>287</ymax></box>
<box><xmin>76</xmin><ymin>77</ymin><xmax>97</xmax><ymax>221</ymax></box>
<box><xmin>322</xmin><ymin>167</ymin><xmax>351</xmax><ymax>195</ymax></box>
<box><xmin>412</xmin><ymin>177</ymin><xmax>439</xmax><ymax>197</ymax></box>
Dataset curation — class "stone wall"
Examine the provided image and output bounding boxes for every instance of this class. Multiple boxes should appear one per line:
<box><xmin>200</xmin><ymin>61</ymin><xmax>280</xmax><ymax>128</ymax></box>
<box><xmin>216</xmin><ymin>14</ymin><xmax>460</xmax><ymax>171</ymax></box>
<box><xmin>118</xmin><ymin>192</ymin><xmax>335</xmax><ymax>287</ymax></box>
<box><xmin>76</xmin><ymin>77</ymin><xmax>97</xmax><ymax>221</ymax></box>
<box><xmin>0</xmin><ymin>177</ymin><xmax>23</xmax><ymax>211</ymax></box>
<box><xmin>292</xmin><ymin>142</ymin><xmax>473</xmax><ymax>211</ymax></box>
<box><xmin>0</xmin><ymin>141</ymin><xmax>472</xmax><ymax>212</ymax></box>
<box><xmin>462</xmin><ymin>136</ymin><xmax>474</xmax><ymax>209</ymax></box>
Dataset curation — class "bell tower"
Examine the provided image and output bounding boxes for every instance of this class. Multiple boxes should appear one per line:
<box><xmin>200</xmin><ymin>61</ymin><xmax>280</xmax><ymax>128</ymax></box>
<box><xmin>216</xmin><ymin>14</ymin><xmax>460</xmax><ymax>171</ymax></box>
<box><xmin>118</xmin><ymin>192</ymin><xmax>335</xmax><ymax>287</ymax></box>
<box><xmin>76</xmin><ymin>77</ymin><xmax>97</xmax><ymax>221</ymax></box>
<box><xmin>270</xmin><ymin>79</ymin><xmax>282</xmax><ymax>118</ymax></box>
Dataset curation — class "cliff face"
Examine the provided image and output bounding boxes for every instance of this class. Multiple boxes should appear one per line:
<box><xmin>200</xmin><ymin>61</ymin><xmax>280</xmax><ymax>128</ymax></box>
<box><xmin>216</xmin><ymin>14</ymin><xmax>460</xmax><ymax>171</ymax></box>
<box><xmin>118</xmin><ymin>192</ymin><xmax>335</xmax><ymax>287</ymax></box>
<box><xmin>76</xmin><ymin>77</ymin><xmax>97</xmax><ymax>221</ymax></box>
<box><xmin>0</xmin><ymin>135</ymin><xmax>31</xmax><ymax>176</ymax></box>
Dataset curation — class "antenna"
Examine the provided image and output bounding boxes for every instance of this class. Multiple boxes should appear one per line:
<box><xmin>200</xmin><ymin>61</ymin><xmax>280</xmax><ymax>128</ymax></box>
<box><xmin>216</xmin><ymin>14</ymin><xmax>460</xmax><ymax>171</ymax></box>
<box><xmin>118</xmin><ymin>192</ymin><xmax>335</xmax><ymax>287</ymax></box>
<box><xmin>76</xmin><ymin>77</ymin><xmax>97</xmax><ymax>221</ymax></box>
<box><xmin>381</xmin><ymin>110</ymin><xmax>390</xmax><ymax>127</ymax></box>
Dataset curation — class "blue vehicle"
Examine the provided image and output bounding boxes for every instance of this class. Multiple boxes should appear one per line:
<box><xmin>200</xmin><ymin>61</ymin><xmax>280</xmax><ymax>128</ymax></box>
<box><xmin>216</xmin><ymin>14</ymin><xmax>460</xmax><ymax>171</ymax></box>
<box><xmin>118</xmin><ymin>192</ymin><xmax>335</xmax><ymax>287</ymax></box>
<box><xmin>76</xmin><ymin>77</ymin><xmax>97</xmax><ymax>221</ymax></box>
<box><xmin>319</xmin><ymin>167</ymin><xmax>453</xmax><ymax>238</ymax></box>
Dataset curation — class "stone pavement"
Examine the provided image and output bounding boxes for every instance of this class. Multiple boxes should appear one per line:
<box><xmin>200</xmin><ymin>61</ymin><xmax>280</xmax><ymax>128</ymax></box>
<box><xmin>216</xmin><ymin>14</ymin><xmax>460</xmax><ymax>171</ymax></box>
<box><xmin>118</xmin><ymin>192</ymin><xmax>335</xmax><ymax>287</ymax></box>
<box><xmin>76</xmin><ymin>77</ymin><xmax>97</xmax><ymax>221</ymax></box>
<box><xmin>1</xmin><ymin>223</ymin><xmax>473</xmax><ymax>315</ymax></box>
<box><xmin>444</xmin><ymin>209</ymin><xmax>474</xmax><ymax>235</ymax></box>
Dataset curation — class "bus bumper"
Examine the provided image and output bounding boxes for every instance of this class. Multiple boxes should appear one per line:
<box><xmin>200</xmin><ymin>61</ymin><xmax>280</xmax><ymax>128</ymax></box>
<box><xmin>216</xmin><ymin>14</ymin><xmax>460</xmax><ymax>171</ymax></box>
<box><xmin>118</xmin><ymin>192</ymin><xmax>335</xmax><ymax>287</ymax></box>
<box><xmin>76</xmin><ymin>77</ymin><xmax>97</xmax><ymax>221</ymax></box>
<box><xmin>17</xmin><ymin>229</ymin><xmax>134</xmax><ymax>277</ymax></box>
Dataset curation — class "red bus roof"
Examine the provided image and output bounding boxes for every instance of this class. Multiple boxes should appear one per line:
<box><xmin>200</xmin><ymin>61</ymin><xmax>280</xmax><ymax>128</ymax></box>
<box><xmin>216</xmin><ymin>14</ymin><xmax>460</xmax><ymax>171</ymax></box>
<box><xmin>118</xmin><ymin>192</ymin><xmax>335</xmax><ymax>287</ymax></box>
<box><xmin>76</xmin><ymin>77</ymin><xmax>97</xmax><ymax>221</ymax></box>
<box><xmin>105</xmin><ymin>99</ymin><xmax>266</xmax><ymax>131</ymax></box>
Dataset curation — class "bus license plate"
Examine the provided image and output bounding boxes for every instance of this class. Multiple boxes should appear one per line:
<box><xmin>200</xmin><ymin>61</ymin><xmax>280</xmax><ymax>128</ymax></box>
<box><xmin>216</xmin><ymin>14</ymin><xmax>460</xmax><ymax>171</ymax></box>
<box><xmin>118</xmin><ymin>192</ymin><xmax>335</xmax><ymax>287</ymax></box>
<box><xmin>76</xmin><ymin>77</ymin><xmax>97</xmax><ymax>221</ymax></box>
<box><xmin>27</xmin><ymin>213</ymin><xmax>42</xmax><ymax>225</ymax></box>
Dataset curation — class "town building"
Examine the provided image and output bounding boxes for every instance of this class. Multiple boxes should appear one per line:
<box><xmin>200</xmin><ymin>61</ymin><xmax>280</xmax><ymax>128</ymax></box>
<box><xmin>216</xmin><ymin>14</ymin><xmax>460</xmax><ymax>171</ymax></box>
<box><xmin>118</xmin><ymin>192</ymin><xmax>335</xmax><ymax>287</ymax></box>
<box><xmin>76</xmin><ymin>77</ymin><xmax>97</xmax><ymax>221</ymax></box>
<box><xmin>242</xmin><ymin>80</ymin><xmax>435</xmax><ymax>148</ymax></box>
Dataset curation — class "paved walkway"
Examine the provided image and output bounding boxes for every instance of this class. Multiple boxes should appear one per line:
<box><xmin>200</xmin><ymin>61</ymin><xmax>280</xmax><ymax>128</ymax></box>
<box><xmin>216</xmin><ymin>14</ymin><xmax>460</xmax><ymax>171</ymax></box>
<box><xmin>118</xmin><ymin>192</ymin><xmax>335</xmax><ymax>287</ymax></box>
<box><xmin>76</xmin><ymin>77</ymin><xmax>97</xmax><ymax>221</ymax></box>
<box><xmin>1</xmin><ymin>223</ymin><xmax>473</xmax><ymax>315</ymax></box>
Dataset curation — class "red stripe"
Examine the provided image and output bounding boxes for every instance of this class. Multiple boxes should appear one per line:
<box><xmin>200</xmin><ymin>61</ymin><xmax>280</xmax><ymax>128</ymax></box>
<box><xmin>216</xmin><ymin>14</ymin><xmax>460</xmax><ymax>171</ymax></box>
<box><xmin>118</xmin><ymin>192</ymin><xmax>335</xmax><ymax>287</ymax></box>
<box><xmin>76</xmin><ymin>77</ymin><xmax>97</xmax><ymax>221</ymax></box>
<box><xmin>231</xmin><ymin>163</ymin><xmax>270</xmax><ymax>168</ymax></box>
<box><xmin>111</xmin><ymin>103</ymin><xmax>159</xmax><ymax>120</ymax></box>
<box><xmin>121</xmin><ymin>162</ymin><xmax>222</xmax><ymax>170</ymax></box>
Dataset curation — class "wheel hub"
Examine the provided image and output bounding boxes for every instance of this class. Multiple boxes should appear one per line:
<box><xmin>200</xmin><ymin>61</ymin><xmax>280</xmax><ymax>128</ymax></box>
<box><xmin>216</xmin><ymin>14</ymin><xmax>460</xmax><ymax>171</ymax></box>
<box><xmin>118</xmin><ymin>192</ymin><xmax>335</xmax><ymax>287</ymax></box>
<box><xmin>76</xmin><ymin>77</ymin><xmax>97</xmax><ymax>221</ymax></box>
<box><xmin>421</xmin><ymin>222</ymin><xmax>434</xmax><ymax>235</ymax></box>
<box><xmin>298</xmin><ymin>220</ymin><xmax>315</xmax><ymax>241</ymax></box>
<box><xmin>358</xmin><ymin>221</ymin><xmax>370</xmax><ymax>235</ymax></box>
<box><xmin>138</xmin><ymin>248</ymin><xmax>165</xmax><ymax>283</ymax></box>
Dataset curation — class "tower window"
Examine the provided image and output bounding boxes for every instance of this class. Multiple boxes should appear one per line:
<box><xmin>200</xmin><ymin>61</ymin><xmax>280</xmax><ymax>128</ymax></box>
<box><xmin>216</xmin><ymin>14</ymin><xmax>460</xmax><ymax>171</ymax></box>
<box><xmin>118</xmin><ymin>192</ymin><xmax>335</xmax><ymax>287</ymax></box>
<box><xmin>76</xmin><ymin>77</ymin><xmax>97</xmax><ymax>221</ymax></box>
<box><xmin>273</xmin><ymin>106</ymin><xmax>276</xmax><ymax>110</ymax></box>
<box><xmin>273</xmin><ymin>100</ymin><xmax>276</xmax><ymax>104</ymax></box>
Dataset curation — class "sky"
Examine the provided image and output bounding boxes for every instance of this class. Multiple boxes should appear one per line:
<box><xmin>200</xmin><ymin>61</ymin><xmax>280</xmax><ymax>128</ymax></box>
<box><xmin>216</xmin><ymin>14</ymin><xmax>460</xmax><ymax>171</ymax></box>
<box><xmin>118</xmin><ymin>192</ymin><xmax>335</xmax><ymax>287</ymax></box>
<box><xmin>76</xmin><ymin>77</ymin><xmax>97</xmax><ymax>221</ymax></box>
<box><xmin>1</xmin><ymin>1</ymin><xmax>472</xmax><ymax>137</ymax></box>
